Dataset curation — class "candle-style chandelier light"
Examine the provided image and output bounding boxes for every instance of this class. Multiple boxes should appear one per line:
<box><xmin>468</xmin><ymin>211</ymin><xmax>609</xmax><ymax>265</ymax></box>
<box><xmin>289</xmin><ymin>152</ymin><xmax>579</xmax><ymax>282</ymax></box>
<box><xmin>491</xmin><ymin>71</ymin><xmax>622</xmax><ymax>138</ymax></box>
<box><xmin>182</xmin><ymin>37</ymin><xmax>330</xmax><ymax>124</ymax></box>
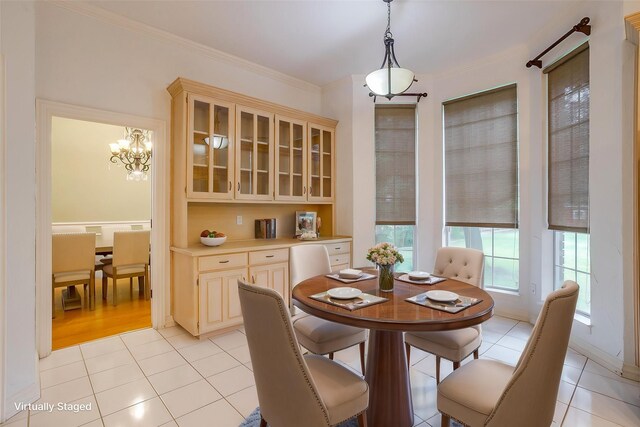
<box><xmin>109</xmin><ymin>127</ymin><xmax>153</xmax><ymax>181</ymax></box>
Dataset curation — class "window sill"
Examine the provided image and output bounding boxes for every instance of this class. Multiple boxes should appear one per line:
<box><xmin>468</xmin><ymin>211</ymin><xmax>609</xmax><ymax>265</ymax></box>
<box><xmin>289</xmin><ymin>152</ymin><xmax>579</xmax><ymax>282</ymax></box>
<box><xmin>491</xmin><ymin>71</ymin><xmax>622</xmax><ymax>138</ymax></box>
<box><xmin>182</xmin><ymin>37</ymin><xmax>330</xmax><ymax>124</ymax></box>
<box><xmin>485</xmin><ymin>287</ymin><xmax>520</xmax><ymax>297</ymax></box>
<box><xmin>573</xmin><ymin>312</ymin><xmax>592</xmax><ymax>327</ymax></box>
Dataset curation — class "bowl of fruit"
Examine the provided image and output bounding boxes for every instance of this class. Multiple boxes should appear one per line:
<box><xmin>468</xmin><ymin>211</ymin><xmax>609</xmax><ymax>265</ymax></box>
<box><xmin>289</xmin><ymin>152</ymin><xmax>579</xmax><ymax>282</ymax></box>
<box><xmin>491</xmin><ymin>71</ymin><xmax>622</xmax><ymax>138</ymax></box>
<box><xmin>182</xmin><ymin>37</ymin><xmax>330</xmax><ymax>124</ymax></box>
<box><xmin>200</xmin><ymin>230</ymin><xmax>227</xmax><ymax>246</ymax></box>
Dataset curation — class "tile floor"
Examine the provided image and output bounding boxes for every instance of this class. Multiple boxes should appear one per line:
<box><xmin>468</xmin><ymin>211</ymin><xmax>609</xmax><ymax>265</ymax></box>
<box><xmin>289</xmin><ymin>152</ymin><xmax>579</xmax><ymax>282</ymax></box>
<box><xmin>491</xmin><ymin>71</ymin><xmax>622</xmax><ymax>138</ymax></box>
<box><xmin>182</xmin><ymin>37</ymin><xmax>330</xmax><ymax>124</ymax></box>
<box><xmin>1</xmin><ymin>315</ymin><xmax>639</xmax><ymax>427</ymax></box>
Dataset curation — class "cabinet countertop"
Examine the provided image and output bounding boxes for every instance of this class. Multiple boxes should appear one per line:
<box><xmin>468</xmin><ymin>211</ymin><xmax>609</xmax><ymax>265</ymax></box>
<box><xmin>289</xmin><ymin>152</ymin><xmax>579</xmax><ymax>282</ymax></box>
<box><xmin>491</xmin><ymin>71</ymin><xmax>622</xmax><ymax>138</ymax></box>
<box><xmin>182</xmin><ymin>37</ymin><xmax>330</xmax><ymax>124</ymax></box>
<box><xmin>171</xmin><ymin>236</ymin><xmax>352</xmax><ymax>257</ymax></box>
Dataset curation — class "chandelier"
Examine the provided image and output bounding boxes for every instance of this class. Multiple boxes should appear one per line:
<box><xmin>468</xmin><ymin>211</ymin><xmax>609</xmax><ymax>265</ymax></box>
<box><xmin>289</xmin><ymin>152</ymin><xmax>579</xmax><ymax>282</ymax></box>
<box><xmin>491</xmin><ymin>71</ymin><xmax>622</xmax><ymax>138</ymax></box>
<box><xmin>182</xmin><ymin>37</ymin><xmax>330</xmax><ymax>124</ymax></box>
<box><xmin>109</xmin><ymin>127</ymin><xmax>152</xmax><ymax>180</ymax></box>
<box><xmin>364</xmin><ymin>0</ymin><xmax>427</xmax><ymax>102</ymax></box>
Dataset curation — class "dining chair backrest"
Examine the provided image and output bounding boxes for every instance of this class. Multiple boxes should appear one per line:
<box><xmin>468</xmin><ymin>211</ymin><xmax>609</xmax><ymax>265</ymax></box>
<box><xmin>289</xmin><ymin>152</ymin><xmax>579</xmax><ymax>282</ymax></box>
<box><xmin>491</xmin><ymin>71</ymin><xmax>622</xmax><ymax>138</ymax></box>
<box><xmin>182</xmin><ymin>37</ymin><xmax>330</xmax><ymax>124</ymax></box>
<box><xmin>290</xmin><ymin>244</ymin><xmax>332</xmax><ymax>288</ymax></box>
<box><xmin>112</xmin><ymin>231</ymin><xmax>150</xmax><ymax>267</ymax></box>
<box><xmin>52</xmin><ymin>233</ymin><xmax>96</xmax><ymax>274</ymax></box>
<box><xmin>238</xmin><ymin>279</ymin><xmax>331</xmax><ymax>427</ymax></box>
<box><xmin>433</xmin><ymin>247</ymin><xmax>484</xmax><ymax>287</ymax></box>
<box><xmin>485</xmin><ymin>281</ymin><xmax>579</xmax><ymax>427</ymax></box>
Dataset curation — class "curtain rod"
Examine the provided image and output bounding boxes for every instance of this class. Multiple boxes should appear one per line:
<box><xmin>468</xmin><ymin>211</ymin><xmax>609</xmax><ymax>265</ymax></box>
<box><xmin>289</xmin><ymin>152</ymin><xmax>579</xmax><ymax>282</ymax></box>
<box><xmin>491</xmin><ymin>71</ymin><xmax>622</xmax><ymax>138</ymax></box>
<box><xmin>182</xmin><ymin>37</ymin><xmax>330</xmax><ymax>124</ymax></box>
<box><xmin>526</xmin><ymin>17</ymin><xmax>591</xmax><ymax>69</ymax></box>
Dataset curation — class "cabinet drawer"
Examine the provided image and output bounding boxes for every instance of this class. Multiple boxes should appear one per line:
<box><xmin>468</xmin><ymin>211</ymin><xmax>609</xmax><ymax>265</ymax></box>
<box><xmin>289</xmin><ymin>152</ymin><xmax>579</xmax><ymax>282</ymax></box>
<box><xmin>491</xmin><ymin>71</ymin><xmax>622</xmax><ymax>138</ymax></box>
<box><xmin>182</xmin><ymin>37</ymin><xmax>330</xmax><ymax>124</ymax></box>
<box><xmin>325</xmin><ymin>242</ymin><xmax>350</xmax><ymax>256</ymax></box>
<box><xmin>249</xmin><ymin>248</ymin><xmax>289</xmax><ymax>265</ymax></box>
<box><xmin>199</xmin><ymin>253</ymin><xmax>248</xmax><ymax>272</ymax></box>
<box><xmin>329</xmin><ymin>253</ymin><xmax>350</xmax><ymax>267</ymax></box>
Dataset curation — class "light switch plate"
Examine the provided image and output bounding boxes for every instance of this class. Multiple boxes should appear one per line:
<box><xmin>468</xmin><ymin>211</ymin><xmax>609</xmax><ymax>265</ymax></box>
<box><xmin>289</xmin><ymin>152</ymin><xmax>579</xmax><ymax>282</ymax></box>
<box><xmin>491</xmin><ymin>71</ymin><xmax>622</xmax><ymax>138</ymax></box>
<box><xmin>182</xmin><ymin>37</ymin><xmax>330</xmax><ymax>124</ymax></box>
<box><xmin>236</xmin><ymin>216</ymin><xmax>242</xmax><ymax>225</ymax></box>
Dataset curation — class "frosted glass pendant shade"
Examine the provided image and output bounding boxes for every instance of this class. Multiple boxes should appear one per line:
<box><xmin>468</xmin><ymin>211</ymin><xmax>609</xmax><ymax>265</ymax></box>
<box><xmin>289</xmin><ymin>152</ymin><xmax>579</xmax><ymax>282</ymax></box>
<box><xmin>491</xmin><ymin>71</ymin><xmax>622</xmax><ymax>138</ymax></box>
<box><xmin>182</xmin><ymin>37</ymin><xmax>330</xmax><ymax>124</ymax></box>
<box><xmin>365</xmin><ymin>67</ymin><xmax>415</xmax><ymax>96</ymax></box>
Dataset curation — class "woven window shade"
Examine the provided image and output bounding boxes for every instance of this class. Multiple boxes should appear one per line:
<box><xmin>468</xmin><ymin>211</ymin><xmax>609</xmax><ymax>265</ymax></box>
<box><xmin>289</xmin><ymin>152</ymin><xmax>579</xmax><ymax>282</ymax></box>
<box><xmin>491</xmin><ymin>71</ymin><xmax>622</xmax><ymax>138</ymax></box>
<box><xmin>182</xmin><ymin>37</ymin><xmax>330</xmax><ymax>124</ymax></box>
<box><xmin>444</xmin><ymin>84</ymin><xmax>519</xmax><ymax>228</ymax></box>
<box><xmin>546</xmin><ymin>45</ymin><xmax>589</xmax><ymax>232</ymax></box>
<box><xmin>375</xmin><ymin>105</ymin><xmax>416</xmax><ymax>225</ymax></box>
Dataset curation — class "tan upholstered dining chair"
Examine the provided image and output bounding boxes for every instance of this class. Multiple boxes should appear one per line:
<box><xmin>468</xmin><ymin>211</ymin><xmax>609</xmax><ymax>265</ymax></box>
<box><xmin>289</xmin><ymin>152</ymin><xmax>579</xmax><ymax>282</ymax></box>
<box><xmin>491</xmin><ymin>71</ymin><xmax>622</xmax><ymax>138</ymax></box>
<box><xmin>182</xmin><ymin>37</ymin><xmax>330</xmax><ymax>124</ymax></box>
<box><xmin>405</xmin><ymin>247</ymin><xmax>485</xmax><ymax>382</ymax></box>
<box><xmin>437</xmin><ymin>280</ymin><xmax>579</xmax><ymax>427</ymax></box>
<box><xmin>102</xmin><ymin>230</ymin><xmax>150</xmax><ymax>306</ymax></box>
<box><xmin>52</xmin><ymin>233</ymin><xmax>96</xmax><ymax>317</ymax></box>
<box><xmin>290</xmin><ymin>244</ymin><xmax>367</xmax><ymax>375</ymax></box>
<box><xmin>238</xmin><ymin>279</ymin><xmax>369</xmax><ymax>427</ymax></box>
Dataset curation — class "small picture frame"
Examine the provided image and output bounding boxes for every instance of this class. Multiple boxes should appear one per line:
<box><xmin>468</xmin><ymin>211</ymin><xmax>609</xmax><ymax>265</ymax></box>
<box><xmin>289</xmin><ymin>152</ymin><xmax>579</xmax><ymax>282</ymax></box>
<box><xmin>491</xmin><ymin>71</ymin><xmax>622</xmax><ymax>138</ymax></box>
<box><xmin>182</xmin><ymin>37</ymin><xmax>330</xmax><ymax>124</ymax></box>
<box><xmin>295</xmin><ymin>211</ymin><xmax>317</xmax><ymax>236</ymax></box>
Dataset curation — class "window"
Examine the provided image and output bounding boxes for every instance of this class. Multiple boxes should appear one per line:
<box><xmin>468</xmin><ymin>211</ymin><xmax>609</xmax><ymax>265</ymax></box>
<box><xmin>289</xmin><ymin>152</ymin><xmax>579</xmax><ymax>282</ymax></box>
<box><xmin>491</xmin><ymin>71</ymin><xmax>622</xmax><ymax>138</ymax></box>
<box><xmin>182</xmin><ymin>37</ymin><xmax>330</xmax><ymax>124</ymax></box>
<box><xmin>546</xmin><ymin>44</ymin><xmax>590</xmax><ymax>314</ymax></box>
<box><xmin>374</xmin><ymin>105</ymin><xmax>416</xmax><ymax>272</ymax></box>
<box><xmin>443</xmin><ymin>84</ymin><xmax>519</xmax><ymax>290</ymax></box>
<box><xmin>447</xmin><ymin>227</ymin><xmax>519</xmax><ymax>291</ymax></box>
<box><xmin>553</xmin><ymin>231</ymin><xmax>590</xmax><ymax>315</ymax></box>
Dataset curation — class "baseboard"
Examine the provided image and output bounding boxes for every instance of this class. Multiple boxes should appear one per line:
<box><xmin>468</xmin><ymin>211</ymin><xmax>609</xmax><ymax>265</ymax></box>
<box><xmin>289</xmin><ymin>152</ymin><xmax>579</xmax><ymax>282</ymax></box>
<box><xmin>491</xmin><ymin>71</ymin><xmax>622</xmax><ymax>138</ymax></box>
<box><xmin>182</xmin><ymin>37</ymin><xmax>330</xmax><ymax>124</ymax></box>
<box><xmin>622</xmin><ymin>362</ymin><xmax>640</xmax><ymax>381</ymax></box>
<box><xmin>493</xmin><ymin>306</ymin><xmax>529</xmax><ymax>322</ymax></box>
<box><xmin>163</xmin><ymin>315</ymin><xmax>176</xmax><ymax>328</ymax></box>
<box><xmin>3</xmin><ymin>378</ymin><xmax>40</xmax><ymax>422</ymax></box>
<box><xmin>569</xmin><ymin>335</ymin><xmax>625</xmax><ymax>376</ymax></box>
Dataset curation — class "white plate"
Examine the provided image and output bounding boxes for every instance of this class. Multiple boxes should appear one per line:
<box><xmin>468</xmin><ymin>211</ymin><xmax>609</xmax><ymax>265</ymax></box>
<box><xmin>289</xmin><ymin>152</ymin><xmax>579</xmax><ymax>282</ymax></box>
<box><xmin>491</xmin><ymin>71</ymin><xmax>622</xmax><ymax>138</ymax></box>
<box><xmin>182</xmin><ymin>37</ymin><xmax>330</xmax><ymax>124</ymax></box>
<box><xmin>339</xmin><ymin>269</ymin><xmax>363</xmax><ymax>279</ymax></box>
<box><xmin>327</xmin><ymin>287</ymin><xmax>362</xmax><ymax>300</ymax></box>
<box><xmin>426</xmin><ymin>290</ymin><xmax>459</xmax><ymax>302</ymax></box>
<box><xmin>408</xmin><ymin>271</ymin><xmax>431</xmax><ymax>280</ymax></box>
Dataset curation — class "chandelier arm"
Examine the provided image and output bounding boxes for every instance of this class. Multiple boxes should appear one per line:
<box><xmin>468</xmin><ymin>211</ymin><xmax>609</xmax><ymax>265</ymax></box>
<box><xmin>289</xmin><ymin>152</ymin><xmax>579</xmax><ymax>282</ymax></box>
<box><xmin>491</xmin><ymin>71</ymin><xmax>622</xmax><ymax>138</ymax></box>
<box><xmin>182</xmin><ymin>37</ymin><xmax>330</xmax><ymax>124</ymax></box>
<box><xmin>389</xmin><ymin>41</ymin><xmax>402</xmax><ymax>68</ymax></box>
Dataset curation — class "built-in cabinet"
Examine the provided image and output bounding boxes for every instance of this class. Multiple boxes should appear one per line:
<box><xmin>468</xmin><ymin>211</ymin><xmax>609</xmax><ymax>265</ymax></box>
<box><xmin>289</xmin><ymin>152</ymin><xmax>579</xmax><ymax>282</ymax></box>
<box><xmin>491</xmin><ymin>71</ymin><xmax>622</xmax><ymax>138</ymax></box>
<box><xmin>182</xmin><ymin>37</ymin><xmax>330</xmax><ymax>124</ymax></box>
<box><xmin>171</xmin><ymin>78</ymin><xmax>337</xmax><ymax>204</ymax></box>
<box><xmin>172</xmin><ymin>239</ymin><xmax>351</xmax><ymax>336</ymax></box>
<box><xmin>168</xmin><ymin>78</ymin><xmax>347</xmax><ymax>337</ymax></box>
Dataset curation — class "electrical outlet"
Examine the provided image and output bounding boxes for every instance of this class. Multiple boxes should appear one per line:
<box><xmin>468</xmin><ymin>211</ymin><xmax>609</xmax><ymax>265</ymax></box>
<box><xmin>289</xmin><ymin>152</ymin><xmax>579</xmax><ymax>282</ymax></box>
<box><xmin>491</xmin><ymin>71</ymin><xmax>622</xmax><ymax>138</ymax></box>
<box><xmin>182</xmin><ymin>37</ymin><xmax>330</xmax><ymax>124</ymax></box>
<box><xmin>236</xmin><ymin>216</ymin><xmax>243</xmax><ymax>225</ymax></box>
<box><xmin>530</xmin><ymin>283</ymin><xmax>536</xmax><ymax>295</ymax></box>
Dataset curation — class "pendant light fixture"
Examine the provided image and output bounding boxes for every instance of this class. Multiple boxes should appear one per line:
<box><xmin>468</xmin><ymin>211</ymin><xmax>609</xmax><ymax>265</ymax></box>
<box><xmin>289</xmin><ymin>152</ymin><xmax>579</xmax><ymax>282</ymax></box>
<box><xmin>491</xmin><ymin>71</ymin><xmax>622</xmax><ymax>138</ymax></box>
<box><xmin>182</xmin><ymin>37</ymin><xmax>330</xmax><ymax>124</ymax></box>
<box><xmin>365</xmin><ymin>0</ymin><xmax>427</xmax><ymax>102</ymax></box>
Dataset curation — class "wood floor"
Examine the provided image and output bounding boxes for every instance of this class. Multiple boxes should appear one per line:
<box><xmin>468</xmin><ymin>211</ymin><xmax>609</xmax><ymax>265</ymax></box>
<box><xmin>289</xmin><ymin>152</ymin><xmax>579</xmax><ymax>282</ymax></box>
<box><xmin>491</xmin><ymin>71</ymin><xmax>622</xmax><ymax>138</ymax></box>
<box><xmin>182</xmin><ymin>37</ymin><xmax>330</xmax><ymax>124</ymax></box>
<box><xmin>52</xmin><ymin>273</ymin><xmax>151</xmax><ymax>350</ymax></box>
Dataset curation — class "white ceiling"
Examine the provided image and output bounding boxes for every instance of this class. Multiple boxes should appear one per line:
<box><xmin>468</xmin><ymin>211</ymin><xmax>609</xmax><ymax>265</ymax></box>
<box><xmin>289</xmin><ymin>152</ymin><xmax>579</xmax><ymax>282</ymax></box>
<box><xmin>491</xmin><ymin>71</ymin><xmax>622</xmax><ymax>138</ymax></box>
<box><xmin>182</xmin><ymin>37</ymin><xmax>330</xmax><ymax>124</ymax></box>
<box><xmin>89</xmin><ymin>0</ymin><xmax>576</xmax><ymax>87</ymax></box>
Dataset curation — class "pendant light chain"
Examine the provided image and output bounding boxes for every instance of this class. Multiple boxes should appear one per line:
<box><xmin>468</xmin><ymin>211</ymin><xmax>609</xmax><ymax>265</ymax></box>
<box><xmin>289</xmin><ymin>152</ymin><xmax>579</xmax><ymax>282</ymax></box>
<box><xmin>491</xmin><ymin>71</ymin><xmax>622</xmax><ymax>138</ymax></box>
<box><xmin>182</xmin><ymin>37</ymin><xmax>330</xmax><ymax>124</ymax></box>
<box><xmin>385</xmin><ymin>0</ymin><xmax>392</xmax><ymax>38</ymax></box>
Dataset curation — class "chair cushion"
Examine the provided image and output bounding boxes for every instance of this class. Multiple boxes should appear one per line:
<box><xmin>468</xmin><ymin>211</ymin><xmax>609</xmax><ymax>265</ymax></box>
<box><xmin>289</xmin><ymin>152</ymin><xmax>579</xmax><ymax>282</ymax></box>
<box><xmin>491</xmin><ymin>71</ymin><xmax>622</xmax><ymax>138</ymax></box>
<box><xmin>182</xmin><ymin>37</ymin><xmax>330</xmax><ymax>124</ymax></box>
<box><xmin>305</xmin><ymin>354</ymin><xmax>369</xmax><ymax>425</ymax></box>
<box><xmin>405</xmin><ymin>327</ymin><xmax>481</xmax><ymax>362</ymax></box>
<box><xmin>438</xmin><ymin>359</ymin><xmax>514</xmax><ymax>426</ymax></box>
<box><xmin>293</xmin><ymin>315</ymin><xmax>366</xmax><ymax>355</ymax></box>
<box><xmin>103</xmin><ymin>264</ymin><xmax>145</xmax><ymax>276</ymax></box>
<box><xmin>53</xmin><ymin>271</ymin><xmax>91</xmax><ymax>284</ymax></box>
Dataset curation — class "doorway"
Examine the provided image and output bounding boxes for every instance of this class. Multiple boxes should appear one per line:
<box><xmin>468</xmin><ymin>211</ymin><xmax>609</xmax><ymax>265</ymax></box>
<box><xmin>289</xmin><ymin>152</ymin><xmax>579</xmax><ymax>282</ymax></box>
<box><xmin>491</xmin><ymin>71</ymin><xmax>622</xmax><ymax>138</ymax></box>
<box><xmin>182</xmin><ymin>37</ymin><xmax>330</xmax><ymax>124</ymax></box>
<box><xmin>36</xmin><ymin>101</ymin><xmax>168</xmax><ymax>358</ymax></box>
<box><xmin>51</xmin><ymin>117</ymin><xmax>153</xmax><ymax>349</ymax></box>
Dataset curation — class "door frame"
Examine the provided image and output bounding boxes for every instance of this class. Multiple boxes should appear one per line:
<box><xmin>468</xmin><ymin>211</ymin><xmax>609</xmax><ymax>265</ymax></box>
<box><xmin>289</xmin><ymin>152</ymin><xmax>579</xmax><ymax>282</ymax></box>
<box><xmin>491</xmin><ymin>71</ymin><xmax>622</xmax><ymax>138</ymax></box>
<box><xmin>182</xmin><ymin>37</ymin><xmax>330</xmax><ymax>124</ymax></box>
<box><xmin>625</xmin><ymin>12</ymin><xmax>640</xmax><ymax>376</ymax></box>
<box><xmin>35</xmin><ymin>100</ymin><xmax>169</xmax><ymax>358</ymax></box>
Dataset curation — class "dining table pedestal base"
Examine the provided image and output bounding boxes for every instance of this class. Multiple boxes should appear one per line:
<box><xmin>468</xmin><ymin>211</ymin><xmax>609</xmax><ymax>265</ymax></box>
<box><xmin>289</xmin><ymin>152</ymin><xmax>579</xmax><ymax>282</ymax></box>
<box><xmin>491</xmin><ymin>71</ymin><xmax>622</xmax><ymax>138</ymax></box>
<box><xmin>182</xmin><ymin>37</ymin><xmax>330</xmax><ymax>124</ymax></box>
<box><xmin>365</xmin><ymin>330</ymin><xmax>414</xmax><ymax>427</ymax></box>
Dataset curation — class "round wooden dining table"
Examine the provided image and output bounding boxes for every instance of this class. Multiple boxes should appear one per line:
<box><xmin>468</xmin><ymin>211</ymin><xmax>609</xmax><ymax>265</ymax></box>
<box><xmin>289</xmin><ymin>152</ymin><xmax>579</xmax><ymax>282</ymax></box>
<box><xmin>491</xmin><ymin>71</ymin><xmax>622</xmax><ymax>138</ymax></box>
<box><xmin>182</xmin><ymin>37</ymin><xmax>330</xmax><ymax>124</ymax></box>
<box><xmin>292</xmin><ymin>272</ymin><xmax>494</xmax><ymax>427</ymax></box>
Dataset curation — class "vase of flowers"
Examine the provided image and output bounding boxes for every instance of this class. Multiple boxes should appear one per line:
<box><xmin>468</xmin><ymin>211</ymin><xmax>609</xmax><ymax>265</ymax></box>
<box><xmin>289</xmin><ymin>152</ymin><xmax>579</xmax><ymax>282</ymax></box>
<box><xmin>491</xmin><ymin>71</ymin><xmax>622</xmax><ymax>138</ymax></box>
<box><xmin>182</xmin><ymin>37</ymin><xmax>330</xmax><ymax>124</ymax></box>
<box><xmin>366</xmin><ymin>242</ymin><xmax>404</xmax><ymax>292</ymax></box>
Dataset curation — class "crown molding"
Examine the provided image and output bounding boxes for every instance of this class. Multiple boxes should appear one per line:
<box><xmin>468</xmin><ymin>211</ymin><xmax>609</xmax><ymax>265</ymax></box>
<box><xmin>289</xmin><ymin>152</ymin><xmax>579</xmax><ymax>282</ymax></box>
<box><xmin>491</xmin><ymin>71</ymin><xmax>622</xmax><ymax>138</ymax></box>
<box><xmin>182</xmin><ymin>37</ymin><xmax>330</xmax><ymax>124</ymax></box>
<box><xmin>49</xmin><ymin>0</ymin><xmax>321</xmax><ymax>94</ymax></box>
<box><xmin>626</xmin><ymin>12</ymin><xmax>640</xmax><ymax>45</ymax></box>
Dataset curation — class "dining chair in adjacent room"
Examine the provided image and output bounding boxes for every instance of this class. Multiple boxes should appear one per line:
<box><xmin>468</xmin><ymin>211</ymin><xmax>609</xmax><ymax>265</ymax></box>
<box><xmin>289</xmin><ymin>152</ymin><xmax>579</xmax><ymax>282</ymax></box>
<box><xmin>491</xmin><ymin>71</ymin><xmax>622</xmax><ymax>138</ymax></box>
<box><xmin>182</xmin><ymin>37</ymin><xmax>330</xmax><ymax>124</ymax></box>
<box><xmin>290</xmin><ymin>244</ymin><xmax>368</xmax><ymax>375</ymax></box>
<box><xmin>438</xmin><ymin>281</ymin><xmax>579</xmax><ymax>427</ymax></box>
<box><xmin>238</xmin><ymin>280</ymin><xmax>369</xmax><ymax>427</ymax></box>
<box><xmin>102</xmin><ymin>230</ymin><xmax>150</xmax><ymax>306</ymax></box>
<box><xmin>405</xmin><ymin>246</ymin><xmax>485</xmax><ymax>382</ymax></box>
<box><xmin>52</xmin><ymin>232</ymin><xmax>96</xmax><ymax>317</ymax></box>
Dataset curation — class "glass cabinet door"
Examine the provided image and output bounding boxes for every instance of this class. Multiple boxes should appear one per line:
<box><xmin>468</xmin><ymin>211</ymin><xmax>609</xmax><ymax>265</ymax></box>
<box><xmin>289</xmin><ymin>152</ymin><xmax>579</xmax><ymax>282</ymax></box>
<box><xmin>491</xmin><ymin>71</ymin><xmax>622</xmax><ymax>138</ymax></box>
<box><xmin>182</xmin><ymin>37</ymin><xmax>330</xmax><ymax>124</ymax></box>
<box><xmin>308</xmin><ymin>124</ymin><xmax>334</xmax><ymax>201</ymax></box>
<box><xmin>275</xmin><ymin>116</ymin><xmax>306</xmax><ymax>201</ymax></box>
<box><xmin>235</xmin><ymin>106</ymin><xmax>273</xmax><ymax>200</ymax></box>
<box><xmin>187</xmin><ymin>95</ymin><xmax>234</xmax><ymax>199</ymax></box>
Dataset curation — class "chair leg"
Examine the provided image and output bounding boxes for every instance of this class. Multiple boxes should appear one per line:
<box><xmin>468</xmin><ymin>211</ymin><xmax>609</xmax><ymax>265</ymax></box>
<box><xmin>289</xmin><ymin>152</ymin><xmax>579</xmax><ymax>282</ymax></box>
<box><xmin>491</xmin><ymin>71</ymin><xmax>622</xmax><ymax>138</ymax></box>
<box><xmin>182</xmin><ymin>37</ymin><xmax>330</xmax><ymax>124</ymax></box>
<box><xmin>259</xmin><ymin>416</ymin><xmax>267</xmax><ymax>427</ymax></box>
<box><xmin>129</xmin><ymin>277</ymin><xmax>133</xmax><ymax>298</ymax></box>
<box><xmin>441</xmin><ymin>413</ymin><xmax>451</xmax><ymax>427</ymax></box>
<box><xmin>52</xmin><ymin>287</ymin><xmax>56</xmax><ymax>319</ymax></box>
<box><xmin>102</xmin><ymin>274</ymin><xmax>107</xmax><ymax>300</ymax></box>
<box><xmin>453</xmin><ymin>361</ymin><xmax>460</xmax><ymax>370</ymax></box>
<box><xmin>405</xmin><ymin>342</ymin><xmax>411</xmax><ymax>366</ymax></box>
<box><xmin>357</xmin><ymin>412</ymin><xmax>367</xmax><ymax>427</ymax></box>
<box><xmin>113</xmin><ymin>275</ymin><xmax>118</xmax><ymax>306</ymax></box>
<box><xmin>473</xmin><ymin>348</ymin><xmax>479</xmax><ymax>359</ymax></box>
<box><xmin>90</xmin><ymin>273</ymin><xmax>95</xmax><ymax>311</ymax></box>
<box><xmin>359</xmin><ymin>341</ymin><xmax>366</xmax><ymax>376</ymax></box>
<box><xmin>138</xmin><ymin>275</ymin><xmax>145</xmax><ymax>296</ymax></box>
<box><xmin>144</xmin><ymin>265</ymin><xmax>150</xmax><ymax>300</ymax></box>
<box><xmin>328</xmin><ymin>352</ymin><xmax>334</xmax><ymax>360</ymax></box>
<box><xmin>436</xmin><ymin>355</ymin><xmax>441</xmax><ymax>384</ymax></box>
<box><xmin>83</xmin><ymin>283</ymin><xmax>89</xmax><ymax>308</ymax></box>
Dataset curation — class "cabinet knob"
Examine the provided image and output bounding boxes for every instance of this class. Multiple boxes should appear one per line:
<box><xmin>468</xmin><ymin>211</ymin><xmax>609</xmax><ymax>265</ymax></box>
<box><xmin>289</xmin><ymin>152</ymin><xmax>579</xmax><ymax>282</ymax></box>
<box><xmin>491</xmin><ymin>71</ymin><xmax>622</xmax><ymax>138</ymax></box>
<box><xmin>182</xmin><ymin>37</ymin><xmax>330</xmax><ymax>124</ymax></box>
<box><xmin>219</xmin><ymin>260</ymin><xmax>229</xmax><ymax>264</ymax></box>
<box><xmin>237</xmin><ymin>182</ymin><xmax>241</xmax><ymax>191</ymax></box>
<box><xmin>228</xmin><ymin>181</ymin><xmax>232</xmax><ymax>191</ymax></box>
<box><xmin>303</xmin><ymin>186</ymin><xmax>306</xmax><ymax>194</ymax></box>
<box><xmin>265</xmin><ymin>255</ymin><xmax>274</xmax><ymax>258</ymax></box>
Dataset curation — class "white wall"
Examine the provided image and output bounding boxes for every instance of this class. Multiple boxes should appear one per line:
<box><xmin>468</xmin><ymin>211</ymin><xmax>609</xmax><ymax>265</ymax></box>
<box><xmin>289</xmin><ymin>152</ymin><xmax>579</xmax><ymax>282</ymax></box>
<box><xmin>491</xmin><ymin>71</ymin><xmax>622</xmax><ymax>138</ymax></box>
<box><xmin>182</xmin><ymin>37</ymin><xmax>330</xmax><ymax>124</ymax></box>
<box><xmin>51</xmin><ymin>117</ymin><xmax>151</xmax><ymax>222</ymax></box>
<box><xmin>331</xmin><ymin>1</ymin><xmax>636</xmax><ymax>368</ymax></box>
<box><xmin>35</xmin><ymin>2</ymin><xmax>322</xmax><ymax>124</ymax></box>
<box><xmin>1</xmin><ymin>0</ymin><xmax>38</xmax><ymax>421</ymax></box>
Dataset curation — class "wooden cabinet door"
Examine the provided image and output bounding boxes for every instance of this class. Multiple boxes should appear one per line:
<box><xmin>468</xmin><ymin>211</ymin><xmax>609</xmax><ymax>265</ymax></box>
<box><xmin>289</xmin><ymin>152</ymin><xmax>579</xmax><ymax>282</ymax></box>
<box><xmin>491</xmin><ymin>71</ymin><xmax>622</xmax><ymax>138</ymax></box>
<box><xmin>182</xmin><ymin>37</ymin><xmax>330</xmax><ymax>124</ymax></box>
<box><xmin>307</xmin><ymin>124</ymin><xmax>334</xmax><ymax>202</ymax></box>
<box><xmin>249</xmin><ymin>262</ymin><xmax>289</xmax><ymax>306</ymax></box>
<box><xmin>275</xmin><ymin>115</ymin><xmax>307</xmax><ymax>201</ymax></box>
<box><xmin>199</xmin><ymin>268</ymin><xmax>247</xmax><ymax>334</ymax></box>
<box><xmin>235</xmin><ymin>105</ymin><xmax>274</xmax><ymax>200</ymax></box>
<box><xmin>187</xmin><ymin>94</ymin><xmax>235</xmax><ymax>200</ymax></box>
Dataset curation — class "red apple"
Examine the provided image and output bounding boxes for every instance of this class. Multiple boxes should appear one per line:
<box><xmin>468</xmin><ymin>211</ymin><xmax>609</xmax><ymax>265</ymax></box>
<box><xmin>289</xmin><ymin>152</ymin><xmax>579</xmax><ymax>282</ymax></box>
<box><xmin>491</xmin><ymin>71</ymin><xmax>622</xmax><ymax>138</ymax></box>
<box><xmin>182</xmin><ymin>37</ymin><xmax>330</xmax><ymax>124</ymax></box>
<box><xmin>200</xmin><ymin>229</ymin><xmax>210</xmax><ymax>238</ymax></box>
